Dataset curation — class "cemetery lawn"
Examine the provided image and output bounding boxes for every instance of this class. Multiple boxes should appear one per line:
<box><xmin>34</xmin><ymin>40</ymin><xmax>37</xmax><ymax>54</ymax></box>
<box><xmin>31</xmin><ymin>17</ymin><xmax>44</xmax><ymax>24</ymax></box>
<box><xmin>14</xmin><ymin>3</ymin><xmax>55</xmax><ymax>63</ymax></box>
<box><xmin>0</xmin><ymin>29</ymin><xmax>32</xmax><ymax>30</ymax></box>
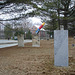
<box><xmin>0</xmin><ymin>38</ymin><xmax>75</xmax><ymax>75</ymax></box>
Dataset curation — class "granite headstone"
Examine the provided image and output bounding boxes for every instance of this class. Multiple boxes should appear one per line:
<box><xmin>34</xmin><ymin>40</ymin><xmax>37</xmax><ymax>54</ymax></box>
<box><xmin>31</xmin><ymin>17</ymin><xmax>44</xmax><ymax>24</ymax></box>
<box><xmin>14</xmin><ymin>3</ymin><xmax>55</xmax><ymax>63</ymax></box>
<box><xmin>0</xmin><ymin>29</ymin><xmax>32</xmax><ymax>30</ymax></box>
<box><xmin>54</xmin><ymin>30</ymin><xmax>68</xmax><ymax>66</ymax></box>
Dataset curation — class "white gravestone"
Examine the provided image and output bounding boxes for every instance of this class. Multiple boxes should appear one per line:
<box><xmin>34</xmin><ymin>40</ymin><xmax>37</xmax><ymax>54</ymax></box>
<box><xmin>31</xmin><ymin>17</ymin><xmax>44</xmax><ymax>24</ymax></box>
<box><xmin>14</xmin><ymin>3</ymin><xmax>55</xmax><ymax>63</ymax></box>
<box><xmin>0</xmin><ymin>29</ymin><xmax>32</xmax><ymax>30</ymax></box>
<box><xmin>32</xmin><ymin>34</ymin><xmax>40</xmax><ymax>47</ymax></box>
<box><xmin>18</xmin><ymin>34</ymin><xmax>24</xmax><ymax>47</ymax></box>
<box><xmin>54</xmin><ymin>30</ymin><xmax>68</xmax><ymax>66</ymax></box>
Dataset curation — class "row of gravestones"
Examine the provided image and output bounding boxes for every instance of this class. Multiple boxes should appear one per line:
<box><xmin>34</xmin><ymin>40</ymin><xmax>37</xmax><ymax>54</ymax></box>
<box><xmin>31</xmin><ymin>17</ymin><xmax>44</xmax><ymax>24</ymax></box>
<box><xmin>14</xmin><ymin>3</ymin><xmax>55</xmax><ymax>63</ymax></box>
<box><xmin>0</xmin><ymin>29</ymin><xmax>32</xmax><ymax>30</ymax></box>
<box><xmin>18</xmin><ymin>30</ymin><xmax>68</xmax><ymax>67</ymax></box>
<box><xmin>32</xmin><ymin>30</ymin><xmax>68</xmax><ymax>67</ymax></box>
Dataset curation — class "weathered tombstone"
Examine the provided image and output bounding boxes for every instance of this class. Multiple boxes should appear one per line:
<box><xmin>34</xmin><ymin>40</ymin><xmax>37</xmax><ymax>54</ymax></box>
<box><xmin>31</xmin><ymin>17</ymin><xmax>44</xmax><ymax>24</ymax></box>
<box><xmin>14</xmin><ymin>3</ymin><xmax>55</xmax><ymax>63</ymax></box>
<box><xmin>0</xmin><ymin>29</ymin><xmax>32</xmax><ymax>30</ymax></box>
<box><xmin>18</xmin><ymin>34</ymin><xmax>24</xmax><ymax>47</ymax></box>
<box><xmin>60</xmin><ymin>25</ymin><xmax>64</xmax><ymax>30</ymax></box>
<box><xmin>32</xmin><ymin>22</ymin><xmax>45</xmax><ymax>47</ymax></box>
<box><xmin>32</xmin><ymin>34</ymin><xmax>40</xmax><ymax>47</ymax></box>
<box><xmin>54</xmin><ymin>30</ymin><xmax>68</xmax><ymax>66</ymax></box>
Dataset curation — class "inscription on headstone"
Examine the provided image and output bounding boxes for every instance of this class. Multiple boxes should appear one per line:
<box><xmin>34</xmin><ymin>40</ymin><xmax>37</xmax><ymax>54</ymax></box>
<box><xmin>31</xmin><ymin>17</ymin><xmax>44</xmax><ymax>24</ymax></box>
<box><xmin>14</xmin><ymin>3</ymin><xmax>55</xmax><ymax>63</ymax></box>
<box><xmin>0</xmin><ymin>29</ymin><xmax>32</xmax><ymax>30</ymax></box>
<box><xmin>54</xmin><ymin>30</ymin><xmax>68</xmax><ymax>66</ymax></box>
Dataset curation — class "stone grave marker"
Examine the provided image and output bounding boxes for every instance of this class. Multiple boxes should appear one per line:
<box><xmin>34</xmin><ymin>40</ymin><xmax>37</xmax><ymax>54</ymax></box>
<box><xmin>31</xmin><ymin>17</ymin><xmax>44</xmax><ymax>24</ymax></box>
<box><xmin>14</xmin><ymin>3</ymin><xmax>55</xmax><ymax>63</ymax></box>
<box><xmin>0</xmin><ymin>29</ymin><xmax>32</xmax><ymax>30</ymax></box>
<box><xmin>54</xmin><ymin>30</ymin><xmax>68</xmax><ymax>66</ymax></box>
<box><xmin>18</xmin><ymin>34</ymin><xmax>24</xmax><ymax>47</ymax></box>
<box><xmin>32</xmin><ymin>34</ymin><xmax>40</xmax><ymax>47</ymax></box>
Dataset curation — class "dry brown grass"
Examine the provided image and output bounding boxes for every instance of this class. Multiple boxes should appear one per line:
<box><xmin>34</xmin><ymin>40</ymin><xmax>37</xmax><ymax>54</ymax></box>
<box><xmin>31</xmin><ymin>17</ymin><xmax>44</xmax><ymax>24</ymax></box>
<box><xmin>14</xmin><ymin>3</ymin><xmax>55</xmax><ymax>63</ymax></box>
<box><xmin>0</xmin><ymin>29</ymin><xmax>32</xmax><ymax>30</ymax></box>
<box><xmin>0</xmin><ymin>38</ymin><xmax>75</xmax><ymax>75</ymax></box>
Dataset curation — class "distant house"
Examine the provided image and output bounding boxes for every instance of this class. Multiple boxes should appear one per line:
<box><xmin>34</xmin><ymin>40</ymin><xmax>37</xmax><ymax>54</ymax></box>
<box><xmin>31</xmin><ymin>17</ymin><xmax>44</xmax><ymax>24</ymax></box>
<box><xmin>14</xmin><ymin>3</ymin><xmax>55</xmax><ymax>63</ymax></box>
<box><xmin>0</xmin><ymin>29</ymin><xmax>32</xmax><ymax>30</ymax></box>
<box><xmin>29</xmin><ymin>26</ymin><xmax>37</xmax><ymax>35</ymax></box>
<box><xmin>29</xmin><ymin>25</ymin><xmax>49</xmax><ymax>39</ymax></box>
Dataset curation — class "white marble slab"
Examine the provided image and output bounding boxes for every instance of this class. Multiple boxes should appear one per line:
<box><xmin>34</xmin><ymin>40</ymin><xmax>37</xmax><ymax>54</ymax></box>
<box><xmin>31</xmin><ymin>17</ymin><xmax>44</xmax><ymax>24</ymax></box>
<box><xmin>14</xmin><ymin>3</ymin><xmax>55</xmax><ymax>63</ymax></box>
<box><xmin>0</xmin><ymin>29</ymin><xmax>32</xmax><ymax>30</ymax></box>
<box><xmin>54</xmin><ymin>30</ymin><xmax>68</xmax><ymax>66</ymax></box>
<box><xmin>18</xmin><ymin>35</ymin><xmax>24</xmax><ymax>47</ymax></box>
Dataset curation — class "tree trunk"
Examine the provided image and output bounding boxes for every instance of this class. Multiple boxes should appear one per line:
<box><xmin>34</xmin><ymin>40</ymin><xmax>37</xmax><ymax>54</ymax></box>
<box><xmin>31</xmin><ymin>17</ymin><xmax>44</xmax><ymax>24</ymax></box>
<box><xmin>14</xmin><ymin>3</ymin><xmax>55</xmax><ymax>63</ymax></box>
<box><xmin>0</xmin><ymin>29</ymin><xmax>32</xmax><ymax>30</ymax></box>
<box><xmin>64</xmin><ymin>20</ymin><xmax>68</xmax><ymax>30</ymax></box>
<box><xmin>64</xmin><ymin>13</ymin><xmax>68</xmax><ymax>30</ymax></box>
<box><xmin>57</xmin><ymin>0</ymin><xmax>60</xmax><ymax>30</ymax></box>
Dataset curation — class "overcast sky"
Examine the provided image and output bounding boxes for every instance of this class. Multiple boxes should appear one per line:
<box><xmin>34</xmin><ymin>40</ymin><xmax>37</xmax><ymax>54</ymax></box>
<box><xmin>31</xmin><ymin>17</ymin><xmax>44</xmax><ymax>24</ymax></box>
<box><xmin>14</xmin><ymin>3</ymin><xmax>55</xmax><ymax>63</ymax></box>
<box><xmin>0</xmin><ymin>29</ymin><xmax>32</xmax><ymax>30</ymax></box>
<box><xmin>0</xmin><ymin>2</ymin><xmax>43</xmax><ymax>29</ymax></box>
<box><xmin>0</xmin><ymin>0</ymin><xmax>74</xmax><ymax>29</ymax></box>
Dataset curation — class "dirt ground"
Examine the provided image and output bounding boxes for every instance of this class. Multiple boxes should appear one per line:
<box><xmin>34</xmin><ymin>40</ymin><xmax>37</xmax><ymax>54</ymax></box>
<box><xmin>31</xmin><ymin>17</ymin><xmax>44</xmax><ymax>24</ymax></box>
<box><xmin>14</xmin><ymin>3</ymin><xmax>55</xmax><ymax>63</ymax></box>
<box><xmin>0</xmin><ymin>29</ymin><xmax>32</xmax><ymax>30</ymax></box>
<box><xmin>0</xmin><ymin>38</ymin><xmax>75</xmax><ymax>75</ymax></box>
